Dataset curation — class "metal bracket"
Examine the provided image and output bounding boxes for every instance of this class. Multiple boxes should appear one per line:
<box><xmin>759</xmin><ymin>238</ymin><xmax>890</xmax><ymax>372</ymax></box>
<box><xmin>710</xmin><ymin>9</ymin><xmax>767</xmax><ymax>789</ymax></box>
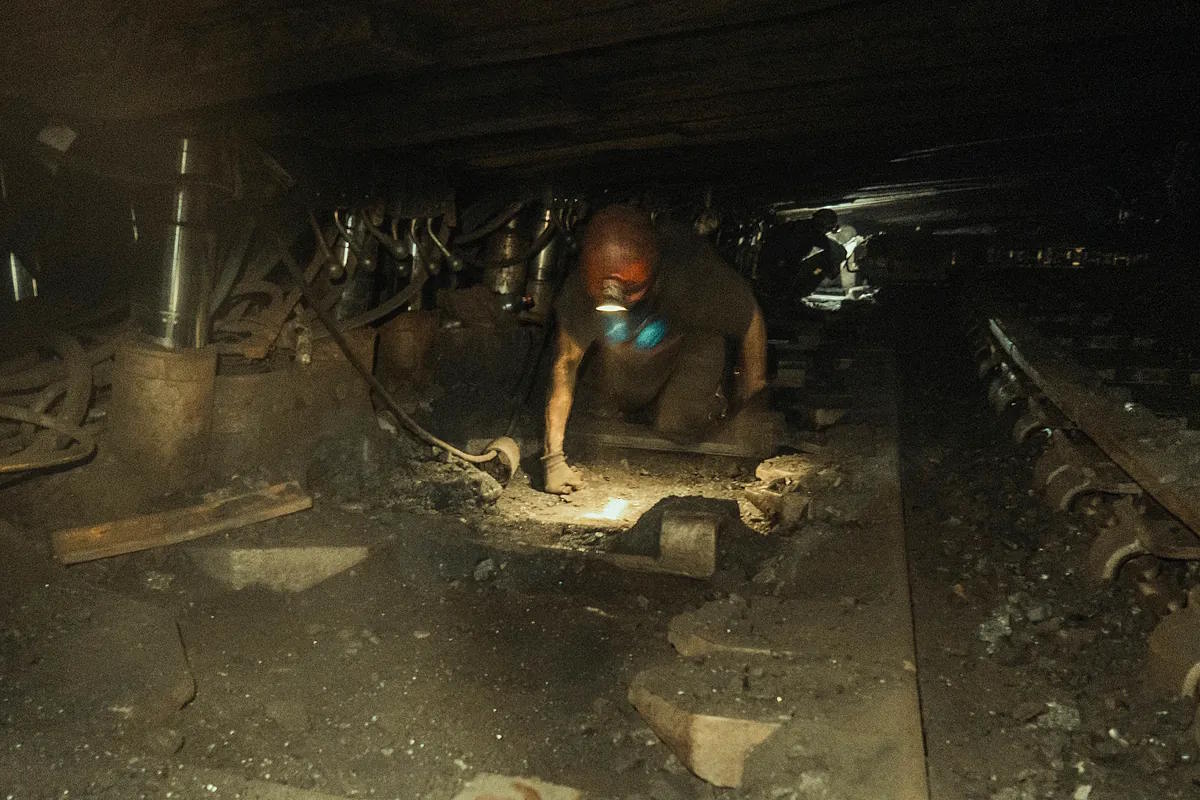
<box><xmin>1032</xmin><ymin>433</ymin><xmax>1141</xmax><ymax>511</ymax></box>
<box><xmin>987</xmin><ymin>364</ymin><xmax>1026</xmax><ymax>414</ymax></box>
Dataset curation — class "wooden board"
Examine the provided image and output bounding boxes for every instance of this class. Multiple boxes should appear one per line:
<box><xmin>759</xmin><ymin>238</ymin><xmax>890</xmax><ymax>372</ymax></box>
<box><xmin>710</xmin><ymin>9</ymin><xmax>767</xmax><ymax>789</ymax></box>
<box><xmin>568</xmin><ymin>412</ymin><xmax>784</xmax><ymax>459</ymax></box>
<box><xmin>51</xmin><ymin>481</ymin><xmax>313</xmax><ymax>564</ymax></box>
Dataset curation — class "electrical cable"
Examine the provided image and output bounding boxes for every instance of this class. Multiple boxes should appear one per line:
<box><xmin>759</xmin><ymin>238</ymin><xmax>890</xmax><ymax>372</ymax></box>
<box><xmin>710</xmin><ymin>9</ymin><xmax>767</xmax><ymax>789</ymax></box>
<box><xmin>279</xmin><ymin>248</ymin><xmax>496</xmax><ymax>465</ymax></box>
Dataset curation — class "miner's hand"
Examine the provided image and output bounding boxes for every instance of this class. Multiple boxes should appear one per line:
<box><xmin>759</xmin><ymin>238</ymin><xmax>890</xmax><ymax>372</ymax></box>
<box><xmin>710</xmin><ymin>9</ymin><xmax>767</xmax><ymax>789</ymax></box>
<box><xmin>542</xmin><ymin>452</ymin><xmax>585</xmax><ymax>494</ymax></box>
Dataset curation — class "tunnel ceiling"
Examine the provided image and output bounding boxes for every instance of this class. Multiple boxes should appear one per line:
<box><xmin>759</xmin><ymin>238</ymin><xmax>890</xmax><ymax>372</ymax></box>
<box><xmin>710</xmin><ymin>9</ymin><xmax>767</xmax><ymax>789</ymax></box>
<box><xmin>2</xmin><ymin>1</ymin><xmax>1197</xmax><ymax>202</ymax></box>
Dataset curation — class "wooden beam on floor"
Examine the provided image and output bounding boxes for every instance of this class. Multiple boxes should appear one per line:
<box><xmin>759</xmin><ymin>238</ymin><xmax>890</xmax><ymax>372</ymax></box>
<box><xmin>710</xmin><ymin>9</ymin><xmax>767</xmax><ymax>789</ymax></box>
<box><xmin>50</xmin><ymin>481</ymin><xmax>313</xmax><ymax>564</ymax></box>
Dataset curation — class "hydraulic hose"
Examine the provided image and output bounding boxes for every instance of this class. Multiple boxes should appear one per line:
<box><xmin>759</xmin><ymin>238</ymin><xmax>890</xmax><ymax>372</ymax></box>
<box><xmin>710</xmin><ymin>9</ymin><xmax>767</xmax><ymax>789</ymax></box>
<box><xmin>0</xmin><ymin>404</ymin><xmax>96</xmax><ymax>473</ymax></box>
<box><xmin>0</xmin><ymin>340</ymin><xmax>116</xmax><ymax>393</ymax></box>
<box><xmin>279</xmin><ymin>249</ymin><xmax>496</xmax><ymax>465</ymax></box>
<box><xmin>453</xmin><ymin>201</ymin><xmax>526</xmax><ymax>245</ymax></box>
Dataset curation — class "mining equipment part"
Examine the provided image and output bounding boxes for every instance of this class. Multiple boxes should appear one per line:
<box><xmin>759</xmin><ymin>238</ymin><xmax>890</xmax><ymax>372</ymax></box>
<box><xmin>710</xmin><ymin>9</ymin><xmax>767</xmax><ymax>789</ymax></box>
<box><xmin>209</xmin><ymin>366</ymin><xmax>299</xmax><ymax>476</ymax></box>
<box><xmin>1031</xmin><ymin>432</ymin><xmax>1141</xmax><ymax>512</ymax></box>
<box><xmin>1148</xmin><ymin>588</ymin><xmax>1200</xmax><ymax>698</ymax></box>
<box><xmin>977</xmin><ymin>346</ymin><xmax>1001</xmax><ymax>379</ymax></box>
<box><xmin>132</xmin><ymin>137</ymin><xmax>218</xmax><ymax>350</ymax></box>
<box><xmin>658</xmin><ymin>510</ymin><xmax>720</xmax><ymax>579</ymax></box>
<box><xmin>1011</xmin><ymin>395</ymin><xmax>1071</xmax><ymax>444</ymax></box>
<box><xmin>1087</xmin><ymin>511</ymin><xmax>1149</xmax><ymax>583</ymax></box>
<box><xmin>479</xmin><ymin>436</ymin><xmax>521</xmax><ymax>485</ymax></box>
<box><xmin>1120</xmin><ymin>555</ymin><xmax>1186</xmax><ymax>619</ymax></box>
<box><xmin>987</xmin><ymin>363</ymin><xmax>1026</xmax><ymax>414</ymax></box>
<box><xmin>109</xmin><ymin>338</ymin><xmax>217</xmax><ymax>490</ymax></box>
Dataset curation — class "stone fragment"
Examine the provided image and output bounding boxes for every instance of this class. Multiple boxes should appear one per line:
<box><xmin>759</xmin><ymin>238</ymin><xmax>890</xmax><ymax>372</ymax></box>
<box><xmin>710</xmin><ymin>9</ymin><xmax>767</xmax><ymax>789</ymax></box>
<box><xmin>754</xmin><ymin>455</ymin><xmax>816</xmax><ymax>484</ymax></box>
<box><xmin>629</xmin><ymin>671</ymin><xmax>780</xmax><ymax>788</ymax></box>
<box><xmin>473</xmin><ymin>557</ymin><xmax>498</xmax><ymax>582</ymax></box>
<box><xmin>1036</xmin><ymin>702</ymin><xmax>1082</xmax><ymax>732</ymax></box>
<box><xmin>777</xmin><ymin>493</ymin><xmax>811</xmax><ymax>528</ymax></box>
<box><xmin>451</xmin><ymin>773</ymin><xmax>582</xmax><ymax>800</ymax></box>
<box><xmin>810</xmin><ymin>408</ymin><xmax>847</xmax><ymax>429</ymax></box>
<box><xmin>188</xmin><ymin>545</ymin><xmax>369</xmax><ymax>592</ymax></box>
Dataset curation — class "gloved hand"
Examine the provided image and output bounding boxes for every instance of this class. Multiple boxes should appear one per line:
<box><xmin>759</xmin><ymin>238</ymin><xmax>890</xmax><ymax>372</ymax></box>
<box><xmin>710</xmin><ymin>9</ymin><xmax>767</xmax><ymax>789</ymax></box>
<box><xmin>542</xmin><ymin>452</ymin><xmax>585</xmax><ymax>494</ymax></box>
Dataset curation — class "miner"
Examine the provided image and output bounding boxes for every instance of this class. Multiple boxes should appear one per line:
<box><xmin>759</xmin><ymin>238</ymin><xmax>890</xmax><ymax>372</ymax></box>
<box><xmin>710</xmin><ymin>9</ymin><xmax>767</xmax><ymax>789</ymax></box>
<box><xmin>541</xmin><ymin>205</ymin><xmax>768</xmax><ymax>494</ymax></box>
<box><xmin>756</xmin><ymin>208</ymin><xmax>846</xmax><ymax>313</ymax></box>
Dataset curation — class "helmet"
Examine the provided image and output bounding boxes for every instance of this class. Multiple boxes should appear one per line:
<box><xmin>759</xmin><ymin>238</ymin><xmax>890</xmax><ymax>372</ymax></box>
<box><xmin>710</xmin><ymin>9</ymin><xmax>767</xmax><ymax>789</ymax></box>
<box><xmin>580</xmin><ymin>205</ymin><xmax>659</xmax><ymax>311</ymax></box>
<box><xmin>813</xmin><ymin>208</ymin><xmax>838</xmax><ymax>233</ymax></box>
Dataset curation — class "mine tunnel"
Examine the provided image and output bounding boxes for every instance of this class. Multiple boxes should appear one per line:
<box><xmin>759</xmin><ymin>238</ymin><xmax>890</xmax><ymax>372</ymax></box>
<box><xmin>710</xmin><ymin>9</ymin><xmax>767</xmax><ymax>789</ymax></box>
<box><xmin>2</xmin><ymin>3</ymin><xmax>1199</xmax><ymax>799</ymax></box>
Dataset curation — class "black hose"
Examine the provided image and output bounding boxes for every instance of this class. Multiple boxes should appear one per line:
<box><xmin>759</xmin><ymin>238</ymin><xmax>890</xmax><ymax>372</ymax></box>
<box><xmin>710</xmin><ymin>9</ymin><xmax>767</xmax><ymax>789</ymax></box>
<box><xmin>312</xmin><ymin>280</ymin><xmax>422</xmax><ymax>339</ymax></box>
<box><xmin>453</xmin><ymin>201</ymin><xmax>526</xmax><ymax>245</ymax></box>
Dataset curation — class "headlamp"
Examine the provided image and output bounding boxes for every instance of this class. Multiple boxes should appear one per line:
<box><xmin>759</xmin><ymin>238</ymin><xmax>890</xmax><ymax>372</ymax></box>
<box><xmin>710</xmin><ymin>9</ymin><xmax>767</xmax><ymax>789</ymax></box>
<box><xmin>596</xmin><ymin>278</ymin><xmax>628</xmax><ymax>313</ymax></box>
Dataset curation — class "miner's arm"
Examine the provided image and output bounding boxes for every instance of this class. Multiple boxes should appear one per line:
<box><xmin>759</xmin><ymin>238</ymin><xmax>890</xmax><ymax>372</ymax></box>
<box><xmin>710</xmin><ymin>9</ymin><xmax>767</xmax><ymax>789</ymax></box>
<box><xmin>541</xmin><ymin>326</ymin><xmax>587</xmax><ymax>493</ymax></box>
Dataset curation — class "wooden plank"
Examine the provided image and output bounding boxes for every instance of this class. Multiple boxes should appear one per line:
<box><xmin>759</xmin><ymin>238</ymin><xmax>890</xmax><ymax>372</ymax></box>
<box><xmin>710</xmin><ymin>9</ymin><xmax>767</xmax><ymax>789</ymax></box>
<box><xmin>989</xmin><ymin>317</ymin><xmax>1200</xmax><ymax>535</ymax></box>
<box><xmin>568</xmin><ymin>413</ymin><xmax>782</xmax><ymax>459</ymax></box>
<box><xmin>50</xmin><ymin>481</ymin><xmax>313</xmax><ymax>564</ymax></box>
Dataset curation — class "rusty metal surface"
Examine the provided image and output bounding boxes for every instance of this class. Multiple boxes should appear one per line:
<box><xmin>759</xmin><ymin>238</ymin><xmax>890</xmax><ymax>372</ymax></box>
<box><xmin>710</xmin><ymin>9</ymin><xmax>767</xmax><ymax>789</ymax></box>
<box><xmin>109</xmin><ymin>339</ymin><xmax>217</xmax><ymax>489</ymax></box>
<box><xmin>208</xmin><ymin>367</ymin><xmax>299</xmax><ymax>477</ymax></box>
<box><xmin>1031</xmin><ymin>433</ymin><xmax>1141</xmax><ymax>511</ymax></box>
<box><xmin>0</xmin><ymin>333</ymin><xmax>107</xmax><ymax>475</ymax></box>
<box><xmin>991</xmin><ymin>316</ymin><xmax>1200</xmax><ymax>540</ymax></box>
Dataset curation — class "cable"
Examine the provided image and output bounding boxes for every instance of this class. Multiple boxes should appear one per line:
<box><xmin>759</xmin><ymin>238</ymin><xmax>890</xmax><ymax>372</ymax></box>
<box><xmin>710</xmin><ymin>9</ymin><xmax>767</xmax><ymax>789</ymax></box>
<box><xmin>362</xmin><ymin>216</ymin><xmax>411</xmax><ymax>262</ymax></box>
<box><xmin>453</xmin><ymin>201</ymin><xmax>525</xmax><ymax>245</ymax></box>
<box><xmin>312</xmin><ymin>280</ymin><xmax>423</xmax><ymax>339</ymax></box>
<box><xmin>0</xmin><ymin>340</ymin><xmax>115</xmax><ymax>393</ymax></box>
<box><xmin>425</xmin><ymin>218</ymin><xmax>465</xmax><ymax>272</ymax></box>
<box><xmin>279</xmin><ymin>249</ymin><xmax>496</xmax><ymax>465</ymax></box>
<box><xmin>331</xmin><ymin>210</ymin><xmax>371</xmax><ymax>268</ymax></box>
<box><xmin>0</xmin><ymin>404</ymin><xmax>96</xmax><ymax>473</ymax></box>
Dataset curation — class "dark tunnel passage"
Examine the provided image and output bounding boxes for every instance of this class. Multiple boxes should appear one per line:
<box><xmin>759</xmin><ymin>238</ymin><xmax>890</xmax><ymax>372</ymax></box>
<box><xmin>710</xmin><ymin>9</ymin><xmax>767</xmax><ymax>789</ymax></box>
<box><xmin>2</xmin><ymin>3</ymin><xmax>1200</xmax><ymax>799</ymax></box>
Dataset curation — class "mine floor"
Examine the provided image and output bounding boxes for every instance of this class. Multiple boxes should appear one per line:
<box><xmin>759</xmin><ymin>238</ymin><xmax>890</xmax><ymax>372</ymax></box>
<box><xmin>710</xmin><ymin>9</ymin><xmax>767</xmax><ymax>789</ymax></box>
<box><xmin>3</xmin><ymin>292</ymin><xmax>1199</xmax><ymax>799</ymax></box>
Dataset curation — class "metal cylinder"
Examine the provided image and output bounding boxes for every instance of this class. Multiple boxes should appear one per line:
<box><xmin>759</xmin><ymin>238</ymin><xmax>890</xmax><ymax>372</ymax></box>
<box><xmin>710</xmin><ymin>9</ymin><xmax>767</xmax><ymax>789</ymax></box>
<box><xmin>132</xmin><ymin>137</ymin><xmax>215</xmax><ymax>349</ymax></box>
<box><xmin>333</xmin><ymin>212</ymin><xmax>379</xmax><ymax>321</ymax></box>
<box><xmin>523</xmin><ymin>207</ymin><xmax>561</xmax><ymax>323</ymax></box>
<box><xmin>482</xmin><ymin>217</ymin><xmax>528</xmax><ymax>297</ymax></box>
<box><xmin>109</xmin><ymin>338</ymin><xmax>217</xmax><ymax>489</ymax></box>
<box><xmin>2</xmin><ymin>162</ymin><xmax>39</xmax><ymax>303</ymax></box>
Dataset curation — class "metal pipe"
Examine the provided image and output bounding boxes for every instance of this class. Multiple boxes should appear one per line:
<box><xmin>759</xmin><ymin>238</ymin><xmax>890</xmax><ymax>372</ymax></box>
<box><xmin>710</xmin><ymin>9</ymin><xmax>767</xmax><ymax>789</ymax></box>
<box><xmin>131</xmin><ymin>137</ymin><xmax>216</xmax><ymax>349</ymax></box>
<box><xmin>2</xmin><ymin>162</ymin><xmax>39</xmax><ymax>303</ymax></box>
<box><xmin>524</xmin><ymin>207</ymin><xmax>562</xmax><ymax>322</ymax></box>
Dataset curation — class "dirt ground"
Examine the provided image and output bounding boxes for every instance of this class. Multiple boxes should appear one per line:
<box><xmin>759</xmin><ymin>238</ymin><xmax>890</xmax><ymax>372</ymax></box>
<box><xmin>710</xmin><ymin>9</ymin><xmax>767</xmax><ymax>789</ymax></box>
<box><xmin>3</xmin><ymin>292</ymin><xmax>1198</xmax><ymax>799</ymax></box>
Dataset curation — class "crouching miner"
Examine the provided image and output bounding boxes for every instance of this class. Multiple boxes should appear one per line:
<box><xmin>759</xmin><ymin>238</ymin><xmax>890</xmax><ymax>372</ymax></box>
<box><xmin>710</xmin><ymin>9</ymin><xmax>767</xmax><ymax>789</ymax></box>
<box><xmin>541</xmin><ymin>205</ymin><xmax>768</xmax><ymax>494</ymax></box>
